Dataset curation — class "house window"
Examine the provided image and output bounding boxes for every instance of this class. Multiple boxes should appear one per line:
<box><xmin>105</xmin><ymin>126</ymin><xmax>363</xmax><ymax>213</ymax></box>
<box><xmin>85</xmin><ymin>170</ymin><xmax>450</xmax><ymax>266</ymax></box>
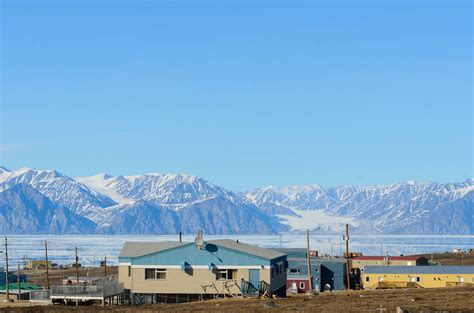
<box><xmin>416</xmin><ymin>277</ymin><xmax>421</xmax><ymax>282</ymax></box>
<box><xmin>289</xmin><ymin>268</ymin><xmax>300</xmax><ymax>274</ymax></box>
<box><xmin>407</xmin><ymin>261</ymin><xmax>412</xmax><ymax>266</ymax></box>
<box><xmin>216</xmin><ymin>269</ymin><xmax>234</xmax><ymax>280</ymax></box>
<box><xmin>271</xmin><ymin>267</ymin><xmax>275</xmax><ymax>279</ymax></box>
<box><xmin>280</xmin><ymin>264</ymin><xmax>284</xmax><ymax>275</ymax></box>
<box><xmin>299</xmin><ymin>282</ymin><xmax>305</xmax><ymax>289</ymax></box>
<box><xmin>145</xmin><ymin>268</ymin><xmax>167</xmax><ymax>280</ymax></box>
<box><xmin>366</xmin><ymin>276</ymin><xmax>370</xmax><ymax>282</ymax></box>
<box><xmin>128</xmin><ymin>266</ymin><xmax>131</xmax><ymax>277</ymax></box>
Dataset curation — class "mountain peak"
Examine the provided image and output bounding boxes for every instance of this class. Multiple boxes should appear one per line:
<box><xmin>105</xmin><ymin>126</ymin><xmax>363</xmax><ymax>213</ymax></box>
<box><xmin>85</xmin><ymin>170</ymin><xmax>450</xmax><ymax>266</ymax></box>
<box><xmin>94</xmin><ymin>173</ymin><xmax>113</xmax><ymax>180</ymax></box>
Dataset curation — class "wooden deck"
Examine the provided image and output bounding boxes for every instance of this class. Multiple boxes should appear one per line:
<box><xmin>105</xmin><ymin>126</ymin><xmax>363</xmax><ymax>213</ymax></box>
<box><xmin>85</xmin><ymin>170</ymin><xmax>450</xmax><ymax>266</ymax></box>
<box><xmin>30</xmin><ymin>283</ymin><xmax>124</xmax><ymax>306</ymax></box>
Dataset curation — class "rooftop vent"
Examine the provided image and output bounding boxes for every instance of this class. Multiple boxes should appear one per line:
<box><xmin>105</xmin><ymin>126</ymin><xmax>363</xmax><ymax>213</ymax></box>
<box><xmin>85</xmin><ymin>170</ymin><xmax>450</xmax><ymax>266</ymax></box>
<box><xmin>194</xmin><ymin>230</ymin><xmax>204</xmax><ymax>250</ymax></box>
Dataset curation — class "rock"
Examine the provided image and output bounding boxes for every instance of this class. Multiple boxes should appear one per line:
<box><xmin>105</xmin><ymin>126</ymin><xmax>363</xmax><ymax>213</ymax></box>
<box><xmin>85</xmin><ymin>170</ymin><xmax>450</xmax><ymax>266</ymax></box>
<box><xmin>263</xmin><ymin>300</ymin><xmax>279</xmax><ymax>309</ymax></box>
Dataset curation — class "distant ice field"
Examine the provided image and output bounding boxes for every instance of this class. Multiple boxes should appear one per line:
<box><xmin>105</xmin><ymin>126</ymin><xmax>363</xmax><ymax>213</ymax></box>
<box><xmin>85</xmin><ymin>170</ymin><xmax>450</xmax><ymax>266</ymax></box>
<box><xmin>1</xmin><ymin>235</ymin><xmax>473</xmax><ymax>267</ymax></box>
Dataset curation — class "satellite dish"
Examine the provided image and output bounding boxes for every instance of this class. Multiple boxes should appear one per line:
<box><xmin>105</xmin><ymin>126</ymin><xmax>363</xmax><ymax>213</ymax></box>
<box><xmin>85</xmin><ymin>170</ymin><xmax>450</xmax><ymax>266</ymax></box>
<box><xmin>194</xmin><ymin>230</ymin><xmax>204</xmax><ymax>250</ymax></box>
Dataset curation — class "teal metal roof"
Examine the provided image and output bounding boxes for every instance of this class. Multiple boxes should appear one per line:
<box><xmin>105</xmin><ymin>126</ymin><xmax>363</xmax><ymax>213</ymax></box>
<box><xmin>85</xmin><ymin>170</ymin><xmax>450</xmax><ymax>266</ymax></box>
<box><xmin>119</xmin><ymin>240</ymin><xmax>285</xmax><ymax>261</ymax></box>
<box><xmin>272</xmin><ymin>248</ymin><xmax>307</xmax><ymax>258</ymax></box>
<box><xmin>364</xmin><ymin>266</ymin><xmax>474</xmax><ymax>274</ymax></box>
<box><xmin>207</xmin><ymin>239</ymin><xmax>285</xmax><ymax>260</ymax></box>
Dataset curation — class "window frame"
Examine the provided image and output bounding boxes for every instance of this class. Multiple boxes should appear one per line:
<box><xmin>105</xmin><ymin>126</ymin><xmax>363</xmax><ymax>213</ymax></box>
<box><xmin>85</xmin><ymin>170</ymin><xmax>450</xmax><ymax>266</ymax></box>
<box><xmin>216</xmin><ymin>269</ymin><xmax>229</xmax><ymax>281</ymax></box>
<box><xmin>144</xmin><ymin>268</ymin><xmax>167</xmax><ymax>280</ymax></box>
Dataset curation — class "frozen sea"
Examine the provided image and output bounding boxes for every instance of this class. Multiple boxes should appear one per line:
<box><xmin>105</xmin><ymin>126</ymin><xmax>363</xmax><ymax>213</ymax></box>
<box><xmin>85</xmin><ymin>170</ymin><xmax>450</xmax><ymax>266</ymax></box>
<box><xmin>1</xmin><ymin>234</ymin><xmax>473</xmax><ymax>267</ymax></box>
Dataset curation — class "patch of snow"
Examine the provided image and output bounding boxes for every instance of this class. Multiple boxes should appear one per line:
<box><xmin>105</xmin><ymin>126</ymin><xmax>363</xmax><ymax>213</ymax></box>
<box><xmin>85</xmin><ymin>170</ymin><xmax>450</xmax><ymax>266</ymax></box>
<box><xmin>276</xmin><ymin>209</ymin><xmax>359</xmax><ymax>232</ymax></box>
<box><xmin>76</xmin><ymin>174</ymin><xmax>135</xmax><ymax>205</ymax></box>
<box><xmin>455</xmin><ymin>185</ymin><xmax>474</xmax><ymax>198</ymax></box>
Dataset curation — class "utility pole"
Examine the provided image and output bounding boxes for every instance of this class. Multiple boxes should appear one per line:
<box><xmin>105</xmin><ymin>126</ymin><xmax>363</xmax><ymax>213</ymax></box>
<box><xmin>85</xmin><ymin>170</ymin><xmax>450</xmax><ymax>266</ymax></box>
<box><xmin>339</xmin><ymin>237</ymin><xmax>342</xmax><ymax>257</ymax></box>
<box><xmin>179</xmin><ymin>231</ymin><xmax>182</xmax><ymax>242</ymax></box>
<box><xmin>45</xmin><ymin>241</ymin><xmax>50</xmax><ymax>289</ymax></box>
<box><xmin>306</xmin><ymin>229</ymin><xmax>313</xmax><ymax>293</ymax></box>
<box><xmin>345</xmin><ymin>224</ymin><xmax>350</xmax><ymax>290</ymax></box>
<box><xmin>17</xmin><ymin>263</ymin><xmax>21</xmax><ymax>300</ymax></box>
<box><xmin>4</xmin><ymin>237</ymin><xmax>9</xmax><ymax>301</ymax></box>
<box><xmin>104</xmin><ymin>256</ymin><xmax>107</xmax><ymax>278</ymax></box>
<box><xmin>75</xmin><ymin>247</ymin><xmax>79</xmax><ymax>284</ymax></box>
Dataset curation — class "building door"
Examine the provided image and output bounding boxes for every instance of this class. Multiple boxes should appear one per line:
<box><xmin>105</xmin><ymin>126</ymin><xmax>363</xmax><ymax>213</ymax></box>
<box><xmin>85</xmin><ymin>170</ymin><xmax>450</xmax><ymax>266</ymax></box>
<box><xmin>410</xmin><ymin>277</ymin><xmax>415</xmax><ymax>283</ymax></box>
<box><xmin>249</xmin><ymin>269</ymin><xmax>260</xmax><ymax>288</ymax></box>
<box><xmin>459</xmin><ymin>277</ymin><xmax>464</xmax><ymax>284</ymax></box>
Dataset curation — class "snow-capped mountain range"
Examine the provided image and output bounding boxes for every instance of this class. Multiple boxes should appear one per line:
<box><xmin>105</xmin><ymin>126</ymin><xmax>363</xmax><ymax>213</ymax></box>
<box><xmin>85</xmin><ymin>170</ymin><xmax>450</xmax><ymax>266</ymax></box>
<box><xmin>0</xmin><ymin>166</ymin><xmax>472</xmax><ymax>235</ymax></box>
<box><xmin>244</xmin><ymin>181</ymin><xmax>474</xmax><ymax>234</ymax></box>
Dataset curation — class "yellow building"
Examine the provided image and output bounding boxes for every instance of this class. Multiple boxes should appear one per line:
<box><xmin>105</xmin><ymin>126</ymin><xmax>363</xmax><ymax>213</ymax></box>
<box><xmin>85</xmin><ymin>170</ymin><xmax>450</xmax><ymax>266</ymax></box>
<box><xmin>27</xmin><ymin>260</ymin><xmax>52</xmax><ymax>270</ymax></box>
<box><xmin>362</xmin><ymin>266</ymin><xmax>474</xmax><ymax>289</ymax></box>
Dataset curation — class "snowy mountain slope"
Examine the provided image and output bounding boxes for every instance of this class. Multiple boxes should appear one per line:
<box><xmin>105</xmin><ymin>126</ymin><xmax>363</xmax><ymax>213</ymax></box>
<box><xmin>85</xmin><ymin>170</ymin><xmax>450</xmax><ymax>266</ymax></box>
<box><xmin>75</xmin><ymin>173</ymin><xmax>134</xmax><ymax>205</ymax></box>
<box><xmin>97</xmin><ymin>200</ymin><xmax>181</xmax><ymax>235</ymax></box>
<box><xmin>0</xmin><ymin>167</ymin><xmax>117</xmax><ymax>220</ymax></box>
<box><xmin>77</xmin><ymin>172</ymin><xmax>238</xmax><ymax>209</ymax></box>
<box><xmin>245</xmin><ymin>180</ymin><xmax>474</xmax><ymax>234</ymax></box>
<box><xmin>97</xmin><ymin>196</ymin><xmax>286</xmax><ymax>235</ymax></box>
<box><xmin>0</xmin><ymin>184</ymin><xmax>96</xmax><ymax>234</ymax></box>
<box><xmin>78</xmin><ymin>172</ymin><xmax>286</xmax><ymax>234</ymax></box>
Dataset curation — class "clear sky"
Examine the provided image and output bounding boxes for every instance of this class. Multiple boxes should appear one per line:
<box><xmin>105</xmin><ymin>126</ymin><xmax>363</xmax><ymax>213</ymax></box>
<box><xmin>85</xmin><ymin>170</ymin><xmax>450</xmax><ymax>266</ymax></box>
<box><xmin>0</xmin><ymin>0</ymin><xmax>472</xmax><ymax>191</ymax></box>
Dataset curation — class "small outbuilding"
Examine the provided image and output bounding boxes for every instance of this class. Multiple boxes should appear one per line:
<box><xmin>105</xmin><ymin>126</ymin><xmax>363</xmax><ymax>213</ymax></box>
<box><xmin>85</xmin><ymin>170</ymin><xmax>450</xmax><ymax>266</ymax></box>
<box><xmin>272</xmin><ymin>248</ymin><xmax>346</xmax><ymax>293</ymax></box>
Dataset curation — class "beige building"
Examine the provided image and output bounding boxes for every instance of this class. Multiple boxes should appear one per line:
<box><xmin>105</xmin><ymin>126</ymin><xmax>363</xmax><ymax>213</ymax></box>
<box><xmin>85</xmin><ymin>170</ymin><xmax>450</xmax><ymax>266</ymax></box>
<box><xmin>352</xmin><ymin>256</ymin><xmax>428</xmax><ymax>272</ymax></box>
<box><xmin>118</xmin><ymin>239</ymin><xmax>287</xmax><ymax>303</ymax></box>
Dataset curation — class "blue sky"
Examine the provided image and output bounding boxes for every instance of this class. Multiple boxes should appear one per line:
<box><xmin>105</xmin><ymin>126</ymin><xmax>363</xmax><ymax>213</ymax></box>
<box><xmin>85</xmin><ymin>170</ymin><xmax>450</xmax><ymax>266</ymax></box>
<box><xmin>0</xmin><ymin>0</ymin><xmax>472</xmax><ymax>190</ymax></box>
